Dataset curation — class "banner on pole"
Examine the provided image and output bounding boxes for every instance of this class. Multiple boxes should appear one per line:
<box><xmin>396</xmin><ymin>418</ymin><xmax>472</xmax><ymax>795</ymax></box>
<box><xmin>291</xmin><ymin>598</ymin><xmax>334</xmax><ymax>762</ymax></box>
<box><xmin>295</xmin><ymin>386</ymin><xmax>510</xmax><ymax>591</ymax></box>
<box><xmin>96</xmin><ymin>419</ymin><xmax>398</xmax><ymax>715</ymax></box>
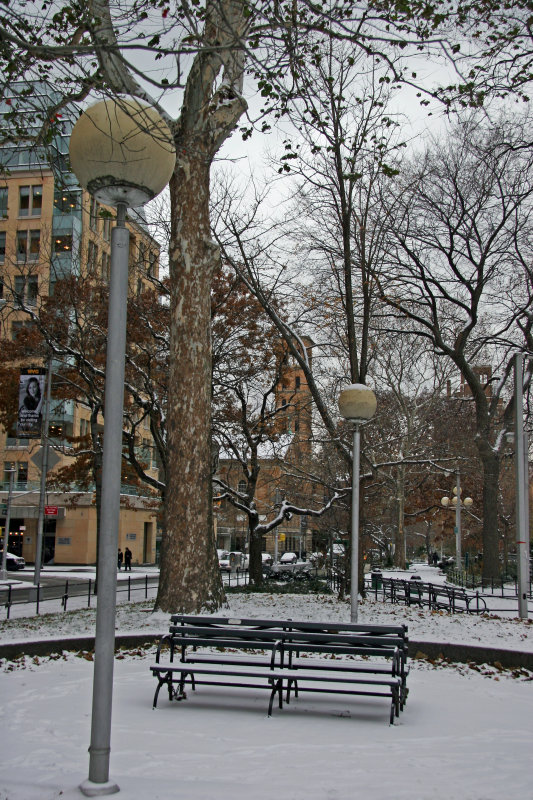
<box><xmin>17</xmin><ymin>368</ymin><xmax>46</xmax><ymax>438</ymax></box>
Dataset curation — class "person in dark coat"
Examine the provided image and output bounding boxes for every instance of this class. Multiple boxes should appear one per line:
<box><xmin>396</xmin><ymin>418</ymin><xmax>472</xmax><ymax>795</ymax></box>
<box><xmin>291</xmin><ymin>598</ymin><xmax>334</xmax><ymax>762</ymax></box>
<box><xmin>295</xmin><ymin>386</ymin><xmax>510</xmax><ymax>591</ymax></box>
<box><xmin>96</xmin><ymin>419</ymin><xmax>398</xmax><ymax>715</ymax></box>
<box><xmin>117</xmin><ymin>548</ymin><xmax>123</xmax><ymax>570</ymax></box>
<box><xmin>124</xmin><ymin>547</ymin><xmax>132</xmax><ymax>571</ymax></box>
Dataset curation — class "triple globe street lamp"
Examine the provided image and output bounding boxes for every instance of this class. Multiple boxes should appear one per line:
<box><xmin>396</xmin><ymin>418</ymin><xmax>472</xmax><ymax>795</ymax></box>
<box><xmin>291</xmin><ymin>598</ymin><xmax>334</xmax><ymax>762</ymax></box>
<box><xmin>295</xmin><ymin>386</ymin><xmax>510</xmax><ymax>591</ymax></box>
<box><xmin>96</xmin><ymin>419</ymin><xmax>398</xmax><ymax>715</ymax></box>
<box><xmin>440</xmin><ymin>470</ymin><xmax>473</xmax><ymax>571</ymax></box>
<box><xmin>69</xmin><ymin>97</ymin><xmax>175</xmax><ymax>796</ymax></box>
<box><xmin>338</xmin><ymin>383</ymin><xmax>377</xmax><ymax>623</ymax></box>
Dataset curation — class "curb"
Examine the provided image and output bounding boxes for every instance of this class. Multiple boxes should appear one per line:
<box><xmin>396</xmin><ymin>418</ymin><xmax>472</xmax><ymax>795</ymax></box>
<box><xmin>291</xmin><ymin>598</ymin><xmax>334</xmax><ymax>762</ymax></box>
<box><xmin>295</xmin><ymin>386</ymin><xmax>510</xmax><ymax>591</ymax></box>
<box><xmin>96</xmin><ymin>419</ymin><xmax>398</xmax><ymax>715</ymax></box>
<box><xmin>0</xmin><ymin>634</ymin><xmax>532</xmax><ymax>671</ymax></box>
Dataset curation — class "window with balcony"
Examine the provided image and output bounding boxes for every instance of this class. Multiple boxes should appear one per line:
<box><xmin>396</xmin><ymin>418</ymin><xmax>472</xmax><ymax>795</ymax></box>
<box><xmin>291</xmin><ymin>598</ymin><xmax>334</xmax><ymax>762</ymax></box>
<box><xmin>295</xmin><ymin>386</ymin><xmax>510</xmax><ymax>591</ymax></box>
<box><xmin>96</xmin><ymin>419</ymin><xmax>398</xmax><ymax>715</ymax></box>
<box><xmin>54</xmin><ymin>234</ymin><xmax>72</xmax><ymax>253</ymax></box>
<box><xmin>54</xmin><ymin>188</ymin><xmax>80</xmax><ymax>213</ymax></box>
<box><xmin>19</xmin><ymin>185</ymin><xmax>42</xmax><ymax>217</ymax></box>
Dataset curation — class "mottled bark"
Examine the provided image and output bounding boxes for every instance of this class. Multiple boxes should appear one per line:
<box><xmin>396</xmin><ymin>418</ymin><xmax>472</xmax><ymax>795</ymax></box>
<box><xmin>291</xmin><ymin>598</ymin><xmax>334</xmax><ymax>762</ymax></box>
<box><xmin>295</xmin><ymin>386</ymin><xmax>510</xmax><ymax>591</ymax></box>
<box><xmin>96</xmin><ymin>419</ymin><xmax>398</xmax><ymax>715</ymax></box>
<box><xmin>153</xmin><ymin>1</ymin><xmax>248</xmax><ymax>613</ymax></box>
<box><xmin>157</xmin><ymin>156</ymin><xmax>224</xmax><ymax>612</ymax></box>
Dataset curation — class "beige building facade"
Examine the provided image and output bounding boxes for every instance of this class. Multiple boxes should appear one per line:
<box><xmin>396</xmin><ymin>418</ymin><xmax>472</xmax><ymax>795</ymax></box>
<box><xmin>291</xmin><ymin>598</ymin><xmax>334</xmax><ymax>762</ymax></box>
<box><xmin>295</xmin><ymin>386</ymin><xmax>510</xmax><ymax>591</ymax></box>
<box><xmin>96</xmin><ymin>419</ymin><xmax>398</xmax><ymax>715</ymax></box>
<box><xmin>0</xmin><ymin>84</ymin><xmax>162</xmax><ymax>566</ymax></box>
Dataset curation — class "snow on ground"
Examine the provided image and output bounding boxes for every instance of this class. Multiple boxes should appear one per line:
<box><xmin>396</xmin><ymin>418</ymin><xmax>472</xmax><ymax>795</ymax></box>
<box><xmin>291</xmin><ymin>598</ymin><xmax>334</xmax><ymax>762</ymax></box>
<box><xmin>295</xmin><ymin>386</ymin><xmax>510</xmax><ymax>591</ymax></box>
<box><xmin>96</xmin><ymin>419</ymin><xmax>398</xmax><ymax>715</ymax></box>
<box><xmin>2</xmin><ymin>562</ymin><xmax>532</xmax><ymax>652</ymax></box>
<box><xmin>1</xmin><ymin>575</ymin><xmax>533</xmax><ymax>800</ymax></box>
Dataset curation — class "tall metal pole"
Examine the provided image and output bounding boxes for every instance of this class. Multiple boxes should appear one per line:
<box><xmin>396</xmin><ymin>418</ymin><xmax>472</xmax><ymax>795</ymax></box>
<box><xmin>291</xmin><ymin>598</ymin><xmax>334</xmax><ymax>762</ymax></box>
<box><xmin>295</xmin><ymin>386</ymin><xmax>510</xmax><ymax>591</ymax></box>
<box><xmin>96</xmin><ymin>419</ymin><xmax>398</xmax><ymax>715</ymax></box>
<box><xmin>514</xmin><ymin>353</ymin><xmax>529</xmax><ymax>620</ymax></box>
<box><xmin>455</xmin><ymin>468</ymin><xmax>462</xmax><ymax>571</ymax></box>
<box><xmin>34</xmin><ymin>356</ymin><xmax>53</xmax><ymax>585</ymax></box>
<box><xmin>0</xmin><ymin>468</ymin><xmax>15</xmax><ymax>580</ymax></box>
<box><xmin>80</xmin><ymin>203</ymin><xmax>129</xmax><ymax>797</ymax></box>
<box><xmin>351</xmin><ymin>423</ymin><xmax>361</xmax><ymax>623</ymax></box>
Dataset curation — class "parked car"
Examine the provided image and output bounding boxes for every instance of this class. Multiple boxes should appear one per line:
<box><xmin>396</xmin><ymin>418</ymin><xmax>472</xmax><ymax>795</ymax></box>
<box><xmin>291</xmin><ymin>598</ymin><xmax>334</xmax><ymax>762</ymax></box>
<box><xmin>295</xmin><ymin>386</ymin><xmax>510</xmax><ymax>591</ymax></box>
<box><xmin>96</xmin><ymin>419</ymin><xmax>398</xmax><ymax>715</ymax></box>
<box><xmin>261</xmin><ymin>552</ymin><xmax>273</xmax><ymax>566</ymax></box>
<box><xmin>219</xmin><ymin>551</ymin><xmax>248</xmax><ymax>572</ymax></box>
<box><xmin>1</xmin><ymin>551</ymin><xmax>25</xmax><ymax>571</ymax></box>
<box><xmin>218</xmin><ymin>550</ymin><xmax>230</xmax><ymax>570</ymax></box>
<box><xmin>279</xmin><ymin>552</ymin><xmax>298</xmax><ymax>564</ymax></box>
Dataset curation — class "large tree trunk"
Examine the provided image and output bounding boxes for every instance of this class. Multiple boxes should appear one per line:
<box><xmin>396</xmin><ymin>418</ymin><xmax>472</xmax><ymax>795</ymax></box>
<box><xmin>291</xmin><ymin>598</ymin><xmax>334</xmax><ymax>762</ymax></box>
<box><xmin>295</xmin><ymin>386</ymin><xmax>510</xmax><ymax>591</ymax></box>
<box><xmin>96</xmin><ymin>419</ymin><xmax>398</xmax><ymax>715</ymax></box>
<box><xmin>153</xmin><ymin>2</ymin><xmax>248</xmax><ymax>612</ymax></box>
<box><xmin>156</xmin><ymin>156</ymin><xmax>225</xmax><ymax>612</ymax></box>
<box><xmin>478</xmin><ymin>443</ymin><xmax>501</xmax><ymax>580</ymax></box>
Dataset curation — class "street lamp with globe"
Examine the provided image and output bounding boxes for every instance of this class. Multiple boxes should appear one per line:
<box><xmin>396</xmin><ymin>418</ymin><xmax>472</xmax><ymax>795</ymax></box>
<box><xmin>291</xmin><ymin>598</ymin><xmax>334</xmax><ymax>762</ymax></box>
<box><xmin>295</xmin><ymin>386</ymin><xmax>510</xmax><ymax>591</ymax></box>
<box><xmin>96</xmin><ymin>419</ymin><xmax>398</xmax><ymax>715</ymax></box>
<box><xmin>69</xmin><ymin>97</ymin><xmax>175</xmax><ymax>797</ymax></box>
<box><xmin>338</xmin><ymin>384</ymin><xmax>377</xmax><ymax>622</ymax></box>
<box><xmin>441</xmin><ymin>471</ymin><xmax>473</xmax><ymax>571</ymax></box>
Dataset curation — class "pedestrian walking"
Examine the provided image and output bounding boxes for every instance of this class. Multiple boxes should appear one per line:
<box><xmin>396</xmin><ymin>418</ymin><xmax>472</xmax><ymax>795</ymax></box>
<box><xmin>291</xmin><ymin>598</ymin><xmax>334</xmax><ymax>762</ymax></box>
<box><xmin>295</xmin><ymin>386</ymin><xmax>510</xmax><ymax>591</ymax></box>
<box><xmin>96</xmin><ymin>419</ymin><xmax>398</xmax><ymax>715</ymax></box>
<box><xmin>124</xmin><ymin>547</ymin><xmax>132</xmax><ymax>571</ymax></box>
<box><xmin>118</xmin><ymin>548</ymin><xmax>123</xmax><ymax>570</ymax></box>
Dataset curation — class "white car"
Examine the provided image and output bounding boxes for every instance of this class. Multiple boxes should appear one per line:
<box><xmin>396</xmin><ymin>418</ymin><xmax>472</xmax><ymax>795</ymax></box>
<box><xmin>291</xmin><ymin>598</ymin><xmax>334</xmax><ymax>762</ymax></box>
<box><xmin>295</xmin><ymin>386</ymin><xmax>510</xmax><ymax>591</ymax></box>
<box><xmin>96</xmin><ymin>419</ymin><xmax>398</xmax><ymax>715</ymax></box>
<box><xmin>219</xmin><ymin>551</ymin><xmax>248</xmax><ymax>572</ymax></box>
<box><xmin>279</xmin><ymin>552</ymin><xmax>298</xmax><ymax>564</ymax></box>
<box><xmin>1</xmin><ymin>551</ymin><xmax>25</xmax><ymax>571</ymax></box>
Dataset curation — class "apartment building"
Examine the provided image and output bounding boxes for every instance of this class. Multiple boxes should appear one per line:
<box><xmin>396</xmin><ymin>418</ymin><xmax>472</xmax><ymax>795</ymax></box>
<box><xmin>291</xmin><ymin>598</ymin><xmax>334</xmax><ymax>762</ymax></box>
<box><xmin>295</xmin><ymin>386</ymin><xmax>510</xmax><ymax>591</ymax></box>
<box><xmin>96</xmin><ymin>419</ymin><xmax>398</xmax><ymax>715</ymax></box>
<box><xmin>0</xmin><ymin>83</ymin><xmax>161</xmax><ymax>566</ymax></box>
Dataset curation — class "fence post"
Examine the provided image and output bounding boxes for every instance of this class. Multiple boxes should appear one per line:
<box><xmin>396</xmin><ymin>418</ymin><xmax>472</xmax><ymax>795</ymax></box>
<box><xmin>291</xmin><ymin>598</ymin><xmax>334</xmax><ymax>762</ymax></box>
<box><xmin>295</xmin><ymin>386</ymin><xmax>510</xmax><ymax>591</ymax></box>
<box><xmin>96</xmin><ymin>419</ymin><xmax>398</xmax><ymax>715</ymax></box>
<box><xmin>62</xmin><ymin>580</ymin><xmax>69</xmax><ymax>610</ymax></box>
<box><xmin>36</xmin><ymin>583</ymin><xmax>40</xmax><ymax>615</ymax></box>
<box><xmin>6</xmin><ymin>584</ymin><xmax>12</xmax><ymax>619</ymax></box>
<box><xmin>88</xmin><ymin>579</ymin><xmax>92</xmax><ymax>607</ymax></box>
<box><xmin>145</xmin><ymin>574</ymin><xmax>148</xmax><ymax>599</ymax></box>
<box><xmin>128</xmin><ymin>575</ymin><xmax>131</xmax><ymax>601</ymax></box>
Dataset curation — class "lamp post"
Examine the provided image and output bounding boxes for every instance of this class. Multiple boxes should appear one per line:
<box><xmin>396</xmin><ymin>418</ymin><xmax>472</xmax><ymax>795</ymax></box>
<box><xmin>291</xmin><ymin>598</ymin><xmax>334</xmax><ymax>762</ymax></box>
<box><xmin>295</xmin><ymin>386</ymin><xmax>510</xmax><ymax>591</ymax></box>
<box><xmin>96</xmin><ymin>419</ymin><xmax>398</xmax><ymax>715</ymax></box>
<box><xmin>338</xmin><ymin>384</ymin><xmax>377</xmax><ymax>623</ymax></box>
<box><xmin>441</xmin><ymin>469</ymin><xmax>473</xmax><ymax>571</ymax></box>
<box><xmin>0</xmin><ymin>465</ymin><xmax>16</xmax><ymax>580</ymax></box>
<box><xmin>69</xmin><ymin>96</ymin><xmax>175</xmax><ymax>797</ymax></box>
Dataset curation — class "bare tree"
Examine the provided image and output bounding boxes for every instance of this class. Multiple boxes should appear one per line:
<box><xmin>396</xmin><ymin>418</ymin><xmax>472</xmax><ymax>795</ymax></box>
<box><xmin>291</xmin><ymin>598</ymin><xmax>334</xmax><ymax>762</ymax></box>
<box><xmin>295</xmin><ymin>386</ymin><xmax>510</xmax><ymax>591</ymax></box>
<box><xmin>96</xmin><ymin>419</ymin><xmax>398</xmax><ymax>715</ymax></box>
<box><xmin>377</xmin><ymin>115</ymin><xmax>533</xmax><ymax>579</ymax></box>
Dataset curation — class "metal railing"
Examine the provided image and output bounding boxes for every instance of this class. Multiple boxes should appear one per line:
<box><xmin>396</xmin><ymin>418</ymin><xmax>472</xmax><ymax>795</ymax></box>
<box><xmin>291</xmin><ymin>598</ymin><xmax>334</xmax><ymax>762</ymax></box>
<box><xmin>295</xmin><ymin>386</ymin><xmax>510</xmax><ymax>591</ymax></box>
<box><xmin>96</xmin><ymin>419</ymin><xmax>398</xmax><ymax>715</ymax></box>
<box><xmin>447</xmin><ymin>568</ymin><xmax>533</xmax><ymax>598</ymax></box>
<box><xmin>0</xmin><ymin>573</ymin><xmax>160</xmax><ymax>619</ymax></box>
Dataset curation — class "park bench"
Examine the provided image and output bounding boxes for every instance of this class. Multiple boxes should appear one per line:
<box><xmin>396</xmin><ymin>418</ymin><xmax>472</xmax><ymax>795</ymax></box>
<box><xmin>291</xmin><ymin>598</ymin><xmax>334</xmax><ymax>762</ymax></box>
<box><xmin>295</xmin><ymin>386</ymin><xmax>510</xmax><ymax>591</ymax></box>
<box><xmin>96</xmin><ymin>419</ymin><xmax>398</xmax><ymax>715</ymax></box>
<box><xmin>150</xmin><ymin>615</ymin><xmax>409</xmax><ymax>724</ymax></box>
<box><xmin>380</xmin><ymin>577</ymin><xmax>486</xmax><ymax>614</ymax></box>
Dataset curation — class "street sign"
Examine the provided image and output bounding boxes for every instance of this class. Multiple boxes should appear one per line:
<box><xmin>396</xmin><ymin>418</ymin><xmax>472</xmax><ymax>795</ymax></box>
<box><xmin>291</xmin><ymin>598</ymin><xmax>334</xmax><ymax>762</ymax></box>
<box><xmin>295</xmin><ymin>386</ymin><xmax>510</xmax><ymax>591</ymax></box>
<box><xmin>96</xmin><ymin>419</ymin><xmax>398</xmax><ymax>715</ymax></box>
<box><xmin>31</xmin><ymin>446</ymin><xmax>61</xmax><ymax>471</ymax></box>
<box><xmin>45</xmin><ymin>505</ymin><xmax>58</xmax><ymax>517</ymax></box>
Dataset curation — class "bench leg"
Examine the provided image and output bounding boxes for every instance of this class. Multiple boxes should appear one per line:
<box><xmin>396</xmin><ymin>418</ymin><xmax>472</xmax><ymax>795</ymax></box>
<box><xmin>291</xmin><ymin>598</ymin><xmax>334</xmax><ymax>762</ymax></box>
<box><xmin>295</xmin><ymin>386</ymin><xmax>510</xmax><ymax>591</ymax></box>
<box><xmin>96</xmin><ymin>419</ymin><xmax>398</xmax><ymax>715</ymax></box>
<box><xmin>153</xmin><ymin>672</ymin><xmax>172</xmax><ymax>709</ymax></box>
<box><xmin>285</xmin><ymin>678</ymin><xmax>299</xmax><ymax>704</ymax></box>
<box><xmin>268</xmin><ymin>679</ymin><xmax>283</xmax><ymax>716</ymax></box>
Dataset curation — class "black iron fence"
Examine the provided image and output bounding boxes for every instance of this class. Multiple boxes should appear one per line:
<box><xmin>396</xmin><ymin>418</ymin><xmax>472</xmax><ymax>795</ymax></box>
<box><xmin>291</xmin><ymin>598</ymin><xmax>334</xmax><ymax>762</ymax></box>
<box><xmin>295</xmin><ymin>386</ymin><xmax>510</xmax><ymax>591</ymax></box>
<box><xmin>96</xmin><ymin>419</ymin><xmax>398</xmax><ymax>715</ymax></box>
<box><xmin>446</xmin><ymin>568</ymin><xmax>533</xmax><ymax>597</ymax></box>
<box><xmin>0</xmin><ymin>574</ymin><xmax>160</xmax><ymax>619</ymax></box>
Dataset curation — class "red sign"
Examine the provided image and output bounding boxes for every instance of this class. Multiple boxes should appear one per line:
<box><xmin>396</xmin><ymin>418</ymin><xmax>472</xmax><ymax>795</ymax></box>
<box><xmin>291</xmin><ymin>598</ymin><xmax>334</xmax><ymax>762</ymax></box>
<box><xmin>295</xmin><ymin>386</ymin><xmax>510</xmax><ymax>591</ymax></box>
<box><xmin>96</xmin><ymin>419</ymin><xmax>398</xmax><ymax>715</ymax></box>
<box><xmin>45</xmin><ymin>506</ymin><xmax>58</xmax><ymax>517</ymax></box>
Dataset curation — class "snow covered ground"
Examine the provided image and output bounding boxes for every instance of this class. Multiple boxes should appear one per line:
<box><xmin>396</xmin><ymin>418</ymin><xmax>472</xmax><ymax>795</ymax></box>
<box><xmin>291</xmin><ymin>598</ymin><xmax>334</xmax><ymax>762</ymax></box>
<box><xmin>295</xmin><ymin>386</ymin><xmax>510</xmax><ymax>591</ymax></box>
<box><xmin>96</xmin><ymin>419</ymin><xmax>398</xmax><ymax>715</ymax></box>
<box><xmin>1</xmin><ymin>564</ymin><xmax>532</xmax><ymax>800</ymax></box>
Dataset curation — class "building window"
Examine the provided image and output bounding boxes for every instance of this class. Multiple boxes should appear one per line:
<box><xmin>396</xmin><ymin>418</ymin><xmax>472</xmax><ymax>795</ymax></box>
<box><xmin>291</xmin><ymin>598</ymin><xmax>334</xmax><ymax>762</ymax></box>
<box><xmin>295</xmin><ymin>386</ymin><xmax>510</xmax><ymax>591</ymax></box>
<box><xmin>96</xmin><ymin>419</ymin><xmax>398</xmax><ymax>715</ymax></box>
<box><xmin>0</xmin><ymin>187</ymin><xmax>8</xmax><ymax>218</ymax></box>
<box><xmin>101</xmin><ymin>251</ymin><xmax>110</xmax><ymax>280</ymax></box>
<box><xmin>80</xmin><ymin>418</ymin><xmax>89</xmax><ymax>437</ymax></box>
<box><xmin>17</xmin><ymin>230</ymin><xmax>40</xmax><ymax>261</ymax></box>
<box><xmin>14</xmin><ymin>275</ymin><xmax>38</xmax><ymax>306</ymax></box>
<box><xmin>17</xmin><ymin>461</ymin><xmax>28</xmax><ymax>486</ymax></box>
<box><xmin>89</xmin><ymin>197</ymin><xmax>99</xmax><ymax>231</ymax></box>
<box><xmin>102</xmin><ymin>217</ymin><xmax>111</xmax><ymax>241</ymax></box>
<box><xmin>87</xmin><ymin>240</ymin><xmax>98</xmax><ymax>270</ymax></box>
<box><xmin>19</xmin><ymin>185</ymin><xmax>42</xmax><ymax>217</ymax></box>
<box><xmin>137</xmin><ymin>278</ymin><xmax>143</xmax><ymax>296</ymax></box>
<box><xmin>57</xmin><ymin>537</ymin><xmax>71</xmax><ymax>546</ymax></box>
<box><xmin>238</xmin><ymin>479</ymin><xmax>247</xmax><ymax>494</ymax></box>
<box><xmin>0</xmin><ymin>231</ymin><xmax>5</xmax><ymax>263</ymax></box>
<box><xmin>54</xmin><ymin>189</ymin><xmax>80</xmax><ymax>213</ymax></box>
<box><xmin>6</xmin><ymin>435</ymin><xmax>29</xmax><ymax>448</ymax></box>
<box><xmin>148</xmin><ymin>251</ymin><xmax>157</xmax><ymax>277</ymax></box>
<box><xmin>54</xmin><ymin>234</ymin><xmax>72</xmax><ymax>253</ymax></box>
<box><xmin>11</xmin><ymin>320</ymin><xmax>33</xmax><ymax>340</ymax></box>
<box><xmin>138</xmin><ymin>242</ymin><xmax>147</xmax><ymax>268</ymax></box>
<box><xmin>295</xmin><ymin>376</ymin><xmax>301</xmax><ymax>390</ymax></box>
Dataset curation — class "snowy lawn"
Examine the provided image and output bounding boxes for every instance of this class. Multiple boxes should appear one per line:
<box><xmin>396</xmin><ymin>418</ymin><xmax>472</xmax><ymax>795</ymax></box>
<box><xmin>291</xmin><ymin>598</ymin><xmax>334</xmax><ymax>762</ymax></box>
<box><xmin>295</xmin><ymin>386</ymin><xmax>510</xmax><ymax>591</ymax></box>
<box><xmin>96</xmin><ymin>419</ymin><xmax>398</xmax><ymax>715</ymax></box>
<box><xmin>1</xmin><ymin>585</ymin><xmax>532</xmax><ymax>799</ymax></box>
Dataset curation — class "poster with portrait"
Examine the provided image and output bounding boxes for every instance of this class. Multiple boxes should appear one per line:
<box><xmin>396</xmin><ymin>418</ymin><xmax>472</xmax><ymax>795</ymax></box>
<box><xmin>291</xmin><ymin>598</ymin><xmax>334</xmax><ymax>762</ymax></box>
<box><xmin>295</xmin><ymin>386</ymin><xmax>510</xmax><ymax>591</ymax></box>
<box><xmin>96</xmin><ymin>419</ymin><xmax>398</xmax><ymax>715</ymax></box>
<box><xmin>17</xmin><ymin>368</ymin><xmax>46</xmax><ymax>438</ymax></box>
